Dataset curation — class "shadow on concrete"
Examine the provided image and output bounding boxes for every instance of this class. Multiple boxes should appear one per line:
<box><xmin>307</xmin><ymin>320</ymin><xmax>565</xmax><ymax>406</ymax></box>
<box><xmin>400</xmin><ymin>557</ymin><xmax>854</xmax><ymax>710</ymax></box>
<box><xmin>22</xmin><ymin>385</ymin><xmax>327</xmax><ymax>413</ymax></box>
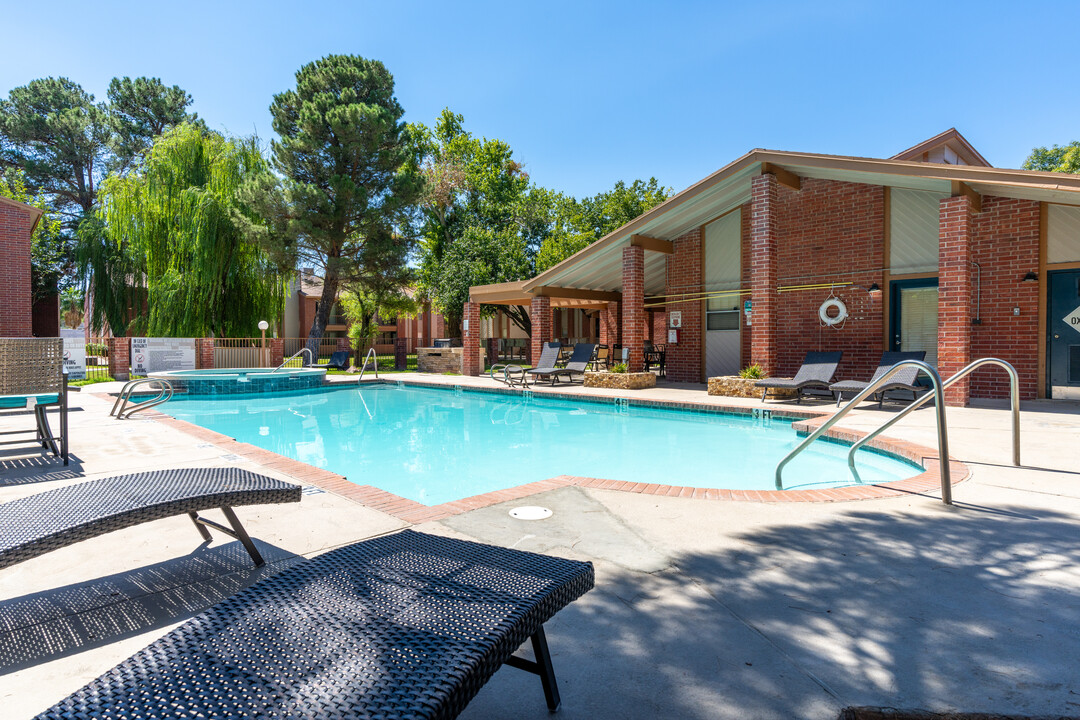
<box><xmin>0</xmin><ymin>540</ymin><xmax>301</xmax><ymax>674</ymax></box>
<box><xmin>464</xmin><ymin>504</ymin><xmax>1080</xmax><ymax>719</ymax></box>
<box><xmin>0</xmin><ymin>453</ymin><xmax>85</xmax><ymax>486</ymax></box>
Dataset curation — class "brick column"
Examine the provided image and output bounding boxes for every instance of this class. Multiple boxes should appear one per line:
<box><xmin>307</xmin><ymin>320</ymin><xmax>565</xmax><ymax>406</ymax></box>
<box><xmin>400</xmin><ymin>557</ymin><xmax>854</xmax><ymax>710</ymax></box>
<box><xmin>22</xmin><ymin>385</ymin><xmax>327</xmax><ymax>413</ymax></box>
<box><xmin>665</xmin><ymin>229</ymin><xmax>703</xmax><ymax>382</ymax></box>
<box><xmin>0</xmin><ymin>203</ymin><xmax>33</xmax><ymax>337</ymax></box>
<box><xmin>750</xmin><ymin>173</ymin><xmax>779</xmax><ymax>376</ymax></box>
<box><xmin>462</xmin><ymin>301</ymin><xmax>481</xmax><ymax>376</ymax></box>
<box><xmin>269</xmin><ymin>338</ymin><xmax>284</xmax><ymax>368</ymax></box>
<box><xmin>529</xmin><ymin>296</ymin><xmax>552</xmax><ymax>366</ymax></box>
<box><xmin>599</xmin><ymin>301</ymin><xmax>620</xmax><ymax>347</ymax></box>
<box><xmin>938</xmin><ymin>195</ymin><xmax>974</xmax><ymax>406</ymax></box>
<box><xmin>394</xmin><ymin>338</ymin><xmax>408</xmax><ymax>370</ymax></box>
<box><xmin>196</xmin><ymin>338</ymin><xmax>214</xmax><ymax>369</ymax></box>
<box><xmin>622</xmin><ymin>245</ymin><xmax>645</xmax><ymax>372</ymax></box>
<box><xmin>107</xmin><ymin>337</ymin><xmax>130</xmax><ymax>381</ymax></box>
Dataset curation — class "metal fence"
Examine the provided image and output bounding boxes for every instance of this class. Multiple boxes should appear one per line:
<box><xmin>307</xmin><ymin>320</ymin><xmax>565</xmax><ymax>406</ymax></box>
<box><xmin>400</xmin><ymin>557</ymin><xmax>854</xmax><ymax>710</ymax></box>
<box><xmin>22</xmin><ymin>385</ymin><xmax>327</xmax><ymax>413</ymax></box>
<box><xmin>84</xmin><ymin>336</ymin><xmax>114</xmax><ymax>381</ymax></box>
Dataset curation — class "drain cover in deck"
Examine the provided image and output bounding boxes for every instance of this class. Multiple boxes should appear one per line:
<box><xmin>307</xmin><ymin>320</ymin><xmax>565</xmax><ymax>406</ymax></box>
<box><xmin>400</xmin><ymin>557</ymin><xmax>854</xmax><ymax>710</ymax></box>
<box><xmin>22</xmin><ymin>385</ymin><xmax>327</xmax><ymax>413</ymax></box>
<box><xmin>509</xmin><ymin>506</ymin><xmax>553</xmax><ymax>520</ymax></box>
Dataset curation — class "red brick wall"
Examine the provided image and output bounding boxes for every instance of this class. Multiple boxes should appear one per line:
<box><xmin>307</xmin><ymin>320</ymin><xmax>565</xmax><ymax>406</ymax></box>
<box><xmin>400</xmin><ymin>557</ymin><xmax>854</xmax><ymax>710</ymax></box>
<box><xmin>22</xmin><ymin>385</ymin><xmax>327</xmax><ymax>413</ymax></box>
<box><xmin>0</xmin><ymin>203</ymin><xmax>34</xmax><ymax>337</ymax></box>
<box><xmin>740</xmin><ymin>203</ymin><xmax>753</xmax><ymax>369</ymax></box>
<box><xmin>196</xmin><ymin>338</ymin><xmax>215</xmax><ymax>369</ymax></box>
<box><xmin>529</xmin><ymin>296</ymin><xmax>551</xmax><ymax>366</ymax></box>
<box><xmin>599</xmin><ymin>301</ymin><xmax>619</xmax><ymax>347</ymax></box>
<box><xmin>665</xmin><ymin>229</ymin><xmax>703</xmax><ymax>382</ymax></box>
<box><xmin>970</xmin><ymin>196</ymin><xmax>1041</xmax><ymax>400</ymax></box>
<box><xmin>462</xmin><ymin>301</ymin><xmax>481</xmax><ymax>376</ymax></box>
<box><xmin>622</xmin><ymin>245</ymin><xmax>646</xmax><ymax>372</ymax></box>
<box><xmin>108</xmin><ymin>337</ymin><xmax>131</xmax><ymax>381</ymax></box>
<box><xmin>32</xmin><ymin>293</ymin><xmax>59</xmax><ymax>337</ymax></box>
<box><xmin>750</xmin><ymin>174</ymin><xmax>780</xmax><ymax>375</ymax></box>
<box><xmin>651</xmin><ymin>311</ymin><xmax>668</xmax><ymax>345</ymax></box>
<box><xmin>938</xmin><ymin>195</ymin><xmax>975</xmax><ymax>406</ymax></box>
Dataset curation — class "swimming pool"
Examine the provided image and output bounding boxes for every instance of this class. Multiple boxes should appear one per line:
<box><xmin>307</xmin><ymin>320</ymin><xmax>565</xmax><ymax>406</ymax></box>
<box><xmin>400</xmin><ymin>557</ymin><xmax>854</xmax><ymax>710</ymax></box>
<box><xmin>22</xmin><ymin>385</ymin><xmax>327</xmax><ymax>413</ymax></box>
<box><xmin>160</xmin><ymin>383</ymin><xmax>923</xmax><ymax>506</ymax></box>
<box><xmin>150</xmin><ymin>367</ymin><xmax>325</xmax><ymax>395</ymax></box>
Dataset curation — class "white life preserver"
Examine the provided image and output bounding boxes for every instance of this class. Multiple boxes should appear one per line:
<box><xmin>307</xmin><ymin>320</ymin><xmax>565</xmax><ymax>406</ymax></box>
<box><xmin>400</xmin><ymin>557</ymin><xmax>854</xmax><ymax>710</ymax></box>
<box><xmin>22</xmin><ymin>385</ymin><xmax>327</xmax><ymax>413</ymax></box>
<box><xmin>819</xmin><ymin>297</ymin><xmax>848</xmax><ymax>326</ymax></box>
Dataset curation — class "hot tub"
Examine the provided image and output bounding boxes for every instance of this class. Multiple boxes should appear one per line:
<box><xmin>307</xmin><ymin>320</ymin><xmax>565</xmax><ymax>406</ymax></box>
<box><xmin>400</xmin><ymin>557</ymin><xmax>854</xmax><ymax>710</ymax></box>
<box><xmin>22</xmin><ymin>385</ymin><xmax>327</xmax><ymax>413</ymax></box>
<box><xmin>148</xmin><ymin>368</ymin><xmax>326</xmax><ymax>395</ymax></box>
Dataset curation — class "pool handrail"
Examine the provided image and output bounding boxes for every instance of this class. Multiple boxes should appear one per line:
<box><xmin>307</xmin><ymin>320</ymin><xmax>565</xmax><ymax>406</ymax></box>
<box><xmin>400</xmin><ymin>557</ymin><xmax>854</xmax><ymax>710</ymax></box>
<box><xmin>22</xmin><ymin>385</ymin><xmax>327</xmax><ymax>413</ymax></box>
<box><xmin>274</xmin><ymin>347</ymin><xmax>312</xmax><ymax>372</ymax></box>
<box><xmin>848</xmin><ymin>357</ymin><xmax>1020</xmax><ymax>473</ymax></box>
<box><xmin>774</xmin><ymin>359</ymin><xmax>953</xmax><ymax>504</ymax></box>
<box><xmin>111</xmin><ymin>378</ymin><xmax>174</xmax><ymax>419</ymax></box>
<box><xmin>358</xmin><ymin>348</ymin><xmax>378</xmax><ymax>381</ymax></box>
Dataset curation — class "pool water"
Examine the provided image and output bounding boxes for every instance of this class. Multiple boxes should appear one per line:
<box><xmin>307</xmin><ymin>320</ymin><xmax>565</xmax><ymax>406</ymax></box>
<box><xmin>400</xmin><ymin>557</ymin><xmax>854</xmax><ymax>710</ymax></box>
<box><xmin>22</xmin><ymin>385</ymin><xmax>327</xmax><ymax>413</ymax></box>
<box><xmin>161</xmin><ymin>384</ymin><xmax>922</xmax><ymax>506</ymax></box>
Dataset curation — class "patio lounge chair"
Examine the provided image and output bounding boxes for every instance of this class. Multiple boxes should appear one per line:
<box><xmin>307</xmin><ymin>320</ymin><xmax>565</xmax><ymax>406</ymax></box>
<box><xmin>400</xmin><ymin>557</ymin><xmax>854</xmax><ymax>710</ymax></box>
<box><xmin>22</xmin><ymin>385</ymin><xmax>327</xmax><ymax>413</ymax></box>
<box><xmin>0</xmin><ymin>468</ymin><xmax>301</xmax><ymax>570</ymax></box>
<box><xmin>830</xmin><ymin>350</ymin><xmax>927</xmax><ymax>407</ymax></box>
<box><xmin>0</xmin><ymin>338</ymin><xmax>68</xmax><ymax>465</ymax></box>
<box><xmin>33</xmin><ymin>529</ymin><xmax>595</xmax><ymax>719</ymax></box>
<box><xmin>311</xmin><ymin>350</ymin><xmax>351</xmax><ymax>371</ymax></box>
<box><xmin>522</xmin><ymin>342</ymin><xmax>560</xmax><ymax>383</ymax></box>
<box><xmin>529</xmin><ymin>343</ymin><xmax>596</xmax><ymax>385</ymax></box>
<box><xmin>755</xmin><ymin>351</ymin><xmax>843</xmax><ymax>403</ymax></box>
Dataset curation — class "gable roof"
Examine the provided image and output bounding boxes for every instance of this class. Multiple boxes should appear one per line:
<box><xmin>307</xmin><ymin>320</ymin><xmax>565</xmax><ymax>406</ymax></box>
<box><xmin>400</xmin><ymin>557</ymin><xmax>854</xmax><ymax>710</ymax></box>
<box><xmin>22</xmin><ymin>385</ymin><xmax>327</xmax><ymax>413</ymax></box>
<box><xmin>891</xmin><ymin>128</ymin><xmax>992</xmax><ymax>167</ymax></box>
<box><xmin>0</xmin><ymin>196</ymin><xmax>45</xmax><ymax>234</ymax></box>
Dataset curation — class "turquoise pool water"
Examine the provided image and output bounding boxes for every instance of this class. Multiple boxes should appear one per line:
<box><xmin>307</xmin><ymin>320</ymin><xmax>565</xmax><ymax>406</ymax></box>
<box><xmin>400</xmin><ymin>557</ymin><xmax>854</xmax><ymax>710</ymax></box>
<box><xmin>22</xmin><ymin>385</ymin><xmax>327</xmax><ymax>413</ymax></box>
<box><xmin>161</xmin><ymin>384</ymin><xmax>923</xmax><ymax>506</ymax></box>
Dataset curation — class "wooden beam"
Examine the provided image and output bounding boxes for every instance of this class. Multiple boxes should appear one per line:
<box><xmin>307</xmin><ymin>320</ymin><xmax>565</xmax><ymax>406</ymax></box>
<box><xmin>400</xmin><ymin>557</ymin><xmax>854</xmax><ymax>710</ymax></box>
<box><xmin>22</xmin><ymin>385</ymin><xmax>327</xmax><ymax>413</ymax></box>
<box><xmin>763</xmin><ymin>162</ymin><xmax>801</xmax><ymax>191</ymax></box>
<box><xmin>951</xmin><ymin>180</ymin><xmax>982</xmax><ymax>213</ymax></box>
<box><xmin>468</xmin><ymin>290</ymin><xmax>534</xmax><ymax>305</ymax></box>
<box><xmin>629</xmin><ymin>234</ymin><xmax>674</xmax><ymax>254</ymax></box>
<box><xmin>534</xmin><ymin>286</ymin><xmax>623</xmax><ymax>302</ymax></box>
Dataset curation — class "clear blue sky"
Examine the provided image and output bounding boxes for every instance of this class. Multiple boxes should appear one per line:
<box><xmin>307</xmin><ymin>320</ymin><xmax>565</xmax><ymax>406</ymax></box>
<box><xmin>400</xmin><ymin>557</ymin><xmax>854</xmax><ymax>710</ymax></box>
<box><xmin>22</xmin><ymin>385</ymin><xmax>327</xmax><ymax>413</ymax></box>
<box><xmin>3</xmin><ymin>1</ymin><xmax>1077</xmax><ymax>198</ymax></box>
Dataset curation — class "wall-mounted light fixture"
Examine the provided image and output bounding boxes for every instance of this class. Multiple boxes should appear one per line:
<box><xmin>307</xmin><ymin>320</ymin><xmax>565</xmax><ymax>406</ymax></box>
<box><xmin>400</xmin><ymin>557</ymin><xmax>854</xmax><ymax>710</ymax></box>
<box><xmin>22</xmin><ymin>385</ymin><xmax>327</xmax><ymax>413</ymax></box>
<box><xmin>1022</xmin><ymin>271</ymin><xmax>1039</xmax><ymax>282</ymax></box>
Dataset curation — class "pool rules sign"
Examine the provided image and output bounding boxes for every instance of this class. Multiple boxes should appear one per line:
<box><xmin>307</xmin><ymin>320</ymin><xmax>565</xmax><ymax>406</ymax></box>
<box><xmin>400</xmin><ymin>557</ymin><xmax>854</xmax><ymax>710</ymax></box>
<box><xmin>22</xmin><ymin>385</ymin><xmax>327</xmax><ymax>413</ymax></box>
<box><xmin>131</xmin><ymin>338</ymin><xmax>197</xmax><ymax>374</ymax></box>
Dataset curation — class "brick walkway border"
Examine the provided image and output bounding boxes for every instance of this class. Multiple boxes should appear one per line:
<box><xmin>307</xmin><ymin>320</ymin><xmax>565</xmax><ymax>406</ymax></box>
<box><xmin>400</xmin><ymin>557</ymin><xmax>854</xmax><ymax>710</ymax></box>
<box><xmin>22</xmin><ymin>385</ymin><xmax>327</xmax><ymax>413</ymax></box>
<box><xmin>142</xmin><ymin>379</ymin><xmax>970</xmax><ymax>524</ymax></box>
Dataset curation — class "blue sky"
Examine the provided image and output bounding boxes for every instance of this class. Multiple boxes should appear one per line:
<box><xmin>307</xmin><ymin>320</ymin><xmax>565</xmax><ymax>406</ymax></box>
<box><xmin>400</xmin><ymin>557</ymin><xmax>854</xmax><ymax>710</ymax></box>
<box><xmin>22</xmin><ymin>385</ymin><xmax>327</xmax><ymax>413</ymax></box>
<box><xmin>2</xmin><ymin>1</ymin><xmax>1077</xmax><ymax>198</ymax></box>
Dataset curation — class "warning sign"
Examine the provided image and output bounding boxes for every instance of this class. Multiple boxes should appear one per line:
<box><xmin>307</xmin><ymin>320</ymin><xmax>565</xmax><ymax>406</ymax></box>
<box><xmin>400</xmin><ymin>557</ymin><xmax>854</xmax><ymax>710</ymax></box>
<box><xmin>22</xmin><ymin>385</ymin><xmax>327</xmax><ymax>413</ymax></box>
<box><xmin>1064</xmin><ymin>305</ymin><xmax>1080</xmax><ymax>335</ymax></box>
<box><xmin>131</xmin><ymin>338</ymin><xmax>197</xmax><ymax>374</ymax></box>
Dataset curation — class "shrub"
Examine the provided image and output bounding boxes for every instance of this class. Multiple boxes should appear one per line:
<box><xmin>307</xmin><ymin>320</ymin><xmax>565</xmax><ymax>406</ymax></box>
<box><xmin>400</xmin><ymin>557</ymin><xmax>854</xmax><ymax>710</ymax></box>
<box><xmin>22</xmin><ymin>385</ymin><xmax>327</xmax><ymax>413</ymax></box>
<box><xmin>86</xmin><ymin>342</ymin><xmax>108</xmax><ymax>357</ymax></box>
<box><xmin>610</xmin><ymin>362</ymin><xmax>628</xmax><ymax>373</ymax></box>
<box><xmin>739</xmin><ymin>363</ymin><xmax>766</xmax><ymax>380</ymax></box>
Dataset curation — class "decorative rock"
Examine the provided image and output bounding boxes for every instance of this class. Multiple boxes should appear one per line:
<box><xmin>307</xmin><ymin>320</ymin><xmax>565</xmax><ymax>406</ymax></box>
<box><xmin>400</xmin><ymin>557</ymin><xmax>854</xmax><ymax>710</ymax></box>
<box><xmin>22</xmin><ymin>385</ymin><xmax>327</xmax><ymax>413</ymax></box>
<box><xmin>583</xmin><ymin>371</ymin><xmax>657</xmax><ymax>390</ymax></box>
<box><xmin>707</xmin><ymin>375</ymin><xmax>796</xmax><ymax>399</ymax></box>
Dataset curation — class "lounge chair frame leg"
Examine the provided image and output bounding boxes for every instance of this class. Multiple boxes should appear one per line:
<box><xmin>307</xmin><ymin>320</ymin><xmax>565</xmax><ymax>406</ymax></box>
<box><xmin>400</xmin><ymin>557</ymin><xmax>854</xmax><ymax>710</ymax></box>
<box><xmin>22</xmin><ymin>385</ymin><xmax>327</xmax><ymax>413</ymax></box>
<box><xmin>190</xmin><ymin>506</ymin><xmax>266</xmax><ymax>567</ymax></box>
<box><xmin>504</xmin><ymin>625</ymin><xmax>562</xmax><ymax>713</ymax></box>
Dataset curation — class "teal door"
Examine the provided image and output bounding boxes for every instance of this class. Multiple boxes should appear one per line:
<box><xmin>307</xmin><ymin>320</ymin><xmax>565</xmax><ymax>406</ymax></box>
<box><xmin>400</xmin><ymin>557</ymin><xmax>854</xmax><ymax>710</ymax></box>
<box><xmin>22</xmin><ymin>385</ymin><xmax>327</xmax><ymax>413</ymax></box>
<box><xmin>1048</xmin><ymin>270</ymin><xmax>1080</xmax><ymax>399</ymax></box>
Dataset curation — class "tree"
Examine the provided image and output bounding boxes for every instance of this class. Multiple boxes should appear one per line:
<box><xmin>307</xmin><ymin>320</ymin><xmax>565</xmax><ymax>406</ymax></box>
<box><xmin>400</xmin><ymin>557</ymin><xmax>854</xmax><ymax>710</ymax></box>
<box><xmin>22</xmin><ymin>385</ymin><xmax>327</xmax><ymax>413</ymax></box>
<box><xmin>107</xmin><ymin>76</ymin><xmax>199</xmax><ymax>174</ymax></box>
<box><xmin>1024</xmin><ymin>141</ymin><xmax>1080</xmax><ymax>174</ymax></box>
<box><xmin>83</xmin><ymin>123</ymin><xmax>285</xmax><ymax>337</ymax></box>
<box><xmin>237</xmin><ymin>54</ymin><xmax>422</xmax><ymax>353</ymax></box>
<box><xmin>60</xmin><ymin>287</ymin><xmax>84</xmax><ymax>328</ymax></box>
<box><xmin>340</xmin><ymin>276</ymin><xmax>417</xmax><ymax>352</ymax></box>
<box><xmin>0</xmin><ymin>169</ymin><xmax>66</xmax><ymax>301</ymax></box>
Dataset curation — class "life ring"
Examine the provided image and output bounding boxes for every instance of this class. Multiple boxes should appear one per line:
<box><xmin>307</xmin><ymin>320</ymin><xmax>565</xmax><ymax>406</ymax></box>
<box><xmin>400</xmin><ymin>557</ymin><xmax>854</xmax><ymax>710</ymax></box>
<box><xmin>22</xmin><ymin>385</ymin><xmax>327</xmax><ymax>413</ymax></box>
<box><xmin>819</xmin><ymin>297</ymin><xmax>848</xmax><ymax>326</ymax></box>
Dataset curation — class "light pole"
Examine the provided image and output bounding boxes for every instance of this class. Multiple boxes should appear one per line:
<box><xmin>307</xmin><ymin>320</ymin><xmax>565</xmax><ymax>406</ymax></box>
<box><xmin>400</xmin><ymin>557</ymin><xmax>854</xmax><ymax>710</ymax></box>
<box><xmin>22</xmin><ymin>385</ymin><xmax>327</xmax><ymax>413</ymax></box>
<box><xmin>258</xmin><ymin>320</ymin><xmax>269</xmax><ymax>367</ymax></box>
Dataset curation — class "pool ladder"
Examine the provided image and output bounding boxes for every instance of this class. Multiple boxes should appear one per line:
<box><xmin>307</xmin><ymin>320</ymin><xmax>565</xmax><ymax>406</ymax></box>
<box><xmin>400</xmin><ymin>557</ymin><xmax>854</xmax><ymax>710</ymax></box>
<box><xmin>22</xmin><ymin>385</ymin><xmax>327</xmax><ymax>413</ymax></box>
<box><xmin>273</xmin><ymin>347</ymin><xmax>312</xmax><ymax>372</ymax></box>
<box><xmin>358</xmin><ymin>348</ymin><xmax>379</xmax><ymax>381</ymax></box>
<box><xmin>774</xmin><ymin>357</ymin><xmax>1021</xmax><ymax>505</ymax></box>
<box><xmin>111</xmin><ymin>378</ymin><xmax>174</xmax><ymax>419</ymax></box>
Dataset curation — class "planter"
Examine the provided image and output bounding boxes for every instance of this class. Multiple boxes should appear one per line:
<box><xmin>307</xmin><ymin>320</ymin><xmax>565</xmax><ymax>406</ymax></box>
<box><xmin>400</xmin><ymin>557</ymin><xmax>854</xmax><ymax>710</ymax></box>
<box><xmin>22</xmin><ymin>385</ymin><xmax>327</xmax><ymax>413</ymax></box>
<box><xmin>584</xmin><ymin>371</ymin><xmax>657</xmax><ymax>390</ymax></box>
<box><xmin>707</xmin><ymin>375</ymin><xmax>795</xmax><ymax>399</ymax></box>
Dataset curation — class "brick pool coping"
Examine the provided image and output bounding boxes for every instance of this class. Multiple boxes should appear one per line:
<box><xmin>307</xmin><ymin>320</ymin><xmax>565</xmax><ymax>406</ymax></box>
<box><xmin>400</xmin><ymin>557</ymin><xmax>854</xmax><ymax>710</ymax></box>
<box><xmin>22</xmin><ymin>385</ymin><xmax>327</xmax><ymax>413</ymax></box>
<box><xmin>139</xmin><ymin>378</ymin><xmax>970</xmax><ymax>524</ymax></box>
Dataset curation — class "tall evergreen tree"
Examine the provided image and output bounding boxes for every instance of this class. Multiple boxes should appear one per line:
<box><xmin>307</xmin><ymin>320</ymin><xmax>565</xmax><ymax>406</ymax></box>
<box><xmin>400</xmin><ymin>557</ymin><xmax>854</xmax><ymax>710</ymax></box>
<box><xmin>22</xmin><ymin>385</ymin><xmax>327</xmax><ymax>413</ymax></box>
<box><xmin>237</xmin><ymin>54</ymin><xmax>422</xmax><ymax>352</ymax></box>
<box><xmin>107</xmin><ymin>76</ymin><xmax>199</xmax><ymax>174</ymax></box>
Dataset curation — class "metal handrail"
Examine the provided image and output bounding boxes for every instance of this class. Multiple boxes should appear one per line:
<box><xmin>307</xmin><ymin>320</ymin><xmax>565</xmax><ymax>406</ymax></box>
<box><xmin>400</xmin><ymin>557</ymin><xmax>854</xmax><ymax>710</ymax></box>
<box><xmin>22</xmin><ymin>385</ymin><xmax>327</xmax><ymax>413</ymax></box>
<box><xmin>775</xmin><ymin>360</ymin><xmax>953</xmax><ymax>504</ymax></box>
<box><xmin>358</xmin><ymin>348</ymin><xmax>378</xmax><ymax>381</ymax></box>
<box><xmin>849</xmin><ymin>357</ymin><xmax>1020</xmax><ymax>472</ymax></box>
<box><xmin>273</xmin><ymin>347</ymin><xmax>312</xmax><ymax>372</ymax></box>
<box><xmin>111</xmin><ymin>378</ymin><xmax>174</xmax><ymax>419</ymax></box>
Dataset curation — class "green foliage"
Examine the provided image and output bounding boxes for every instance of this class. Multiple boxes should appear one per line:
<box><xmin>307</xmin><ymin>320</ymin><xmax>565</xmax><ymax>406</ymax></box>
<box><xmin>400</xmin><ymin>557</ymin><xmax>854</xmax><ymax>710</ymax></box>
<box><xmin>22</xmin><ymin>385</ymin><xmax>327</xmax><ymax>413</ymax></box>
<box><xmin>610</xmin><ymin>362</ymin><xmax>629</xmax><ymax>374</ymax></box>
<box><xmin>1023</xmin><ymin>141</ymin><xmax>1080</xmax><ymax>174</ymax></box>
<box><xmin>0</xmin><ymin>169</ymin><xmax>67</xmax><ymax>300</ymax></box>
<box><xmin>739</xmin><ymin>363</ymin><xmax>766</xmax><ymax>379</ymax></box>
<box><xmin>84</xmin><ymin>123</ymin><xmax>285</xmax><ymax>337</ymax></box>
<box><xmin>86</xmin><ymin>342</ymin><xmax>107</xmax><ymax>357</ymax></box>
<box><xmin>340</xmin><ymin>279</ymin><xmax>417</xmax><ymax>349</ymax></box>
<box><xmin>237</xmin><ymin>54</ymin><xmax>422</xmax><ymax>348</ymax></box>
<box><xmin>107</xmin><ymin>76</ymin><xmax>199</xmax><ymax>174</ymax></box>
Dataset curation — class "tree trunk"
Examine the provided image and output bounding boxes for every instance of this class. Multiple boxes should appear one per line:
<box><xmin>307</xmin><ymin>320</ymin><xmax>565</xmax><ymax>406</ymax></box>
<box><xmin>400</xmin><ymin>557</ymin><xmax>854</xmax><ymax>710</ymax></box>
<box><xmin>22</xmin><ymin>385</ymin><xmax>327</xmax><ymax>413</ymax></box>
<box><xmin>505</xmin><ymin>305</ymin><xmax>531</xmax><ymax>337</ymax></box>
<box><xmin>307</xmin><ymin>268</ymin><xmax>339</xmax><ymax>363</ymax></box>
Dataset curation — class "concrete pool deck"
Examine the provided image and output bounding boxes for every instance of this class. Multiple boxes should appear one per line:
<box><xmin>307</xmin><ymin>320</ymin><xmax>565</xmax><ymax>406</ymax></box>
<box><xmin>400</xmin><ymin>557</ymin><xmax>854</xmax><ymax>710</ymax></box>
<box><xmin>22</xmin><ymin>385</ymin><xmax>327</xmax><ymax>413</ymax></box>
<box><xmin>0</xmin><ymin>375</ymin><xmax>1078</xmax><ymax>718</ymax></box>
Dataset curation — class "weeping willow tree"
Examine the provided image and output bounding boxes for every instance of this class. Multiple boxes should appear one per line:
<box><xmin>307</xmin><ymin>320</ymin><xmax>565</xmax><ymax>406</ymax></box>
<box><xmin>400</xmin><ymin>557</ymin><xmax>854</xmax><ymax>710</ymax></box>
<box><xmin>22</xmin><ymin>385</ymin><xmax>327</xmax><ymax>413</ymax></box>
<box><xmin>83</xmin><ymin>123</ymin><xmax>286</xmax><ymax>336</ymax></box>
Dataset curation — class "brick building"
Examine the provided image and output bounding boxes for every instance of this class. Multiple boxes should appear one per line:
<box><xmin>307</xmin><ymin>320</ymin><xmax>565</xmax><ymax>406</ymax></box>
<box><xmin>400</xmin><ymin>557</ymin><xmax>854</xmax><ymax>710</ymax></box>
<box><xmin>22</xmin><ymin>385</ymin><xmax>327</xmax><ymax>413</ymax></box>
<box><xmin>466</xmin><ymin>129</ymin><xmax>1080</xmax><ymax>405</ymax></box>
<box><xmin>0</xmin><ymin>196</ymin><xmax>44</xmax><ymax>338</ymax></box>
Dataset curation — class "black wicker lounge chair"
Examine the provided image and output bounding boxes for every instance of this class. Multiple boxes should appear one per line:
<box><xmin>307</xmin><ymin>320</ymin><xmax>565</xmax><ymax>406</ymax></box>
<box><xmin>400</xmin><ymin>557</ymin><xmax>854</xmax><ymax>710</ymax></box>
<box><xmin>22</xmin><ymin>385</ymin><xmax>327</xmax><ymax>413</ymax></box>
<box><xmin>311</xmin><ymin>350</ymin><xmax>351</xmax><ymax>371</ymax></box>
<box><xmin>830</xmin><ymin>350</ymin><xmax>927</xmax><ymax>407</ymax></box>
<box><xmin>33</xmin><ymin>529</ymin><xmax>595</xmax><ymax>720</ymax></box>
<box><xmin>529</xmin><ymin>343</ymin><xmax>596</xmax><ymax>385</ymax></box>
<box><xmin>755</xmin><ymin>351</ymin><xmax>843</xmax><ymax>403</ymax></box>
<box><xmin>0</xmin><ymin>468</ymin><xmax>301</xmax><ymax>570</ymax></box>
<box><xmin>0</xmin><ymin>338</ymin><xmax>69</xmax><ymax>464</ymax></box>
<box><xmin>522</xmin><ymin>342</ymin><xmax>560</xmax><ymax>383</ymax></box>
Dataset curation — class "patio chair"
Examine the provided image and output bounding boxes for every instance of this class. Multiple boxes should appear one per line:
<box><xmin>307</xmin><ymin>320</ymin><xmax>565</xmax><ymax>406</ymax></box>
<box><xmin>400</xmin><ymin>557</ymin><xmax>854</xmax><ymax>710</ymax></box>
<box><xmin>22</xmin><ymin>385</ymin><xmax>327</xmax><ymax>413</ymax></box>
<box><xmin>522</xmin><ymin>342</ymin><xmax>561</xmax><ymax>382</ymax></box>
<box><xmin>590</xmin><ymin>344</ymin><xmax>609</xmax><ymax>371</ymax></box>
<box><xmin>34</xmin><ymin>529</ymin><xmax>595</xmax><ymax>719</ymax></box>
<box><xmin>755</xmin><ymin>351</ymin><xmax>843</xmax><ymax>403</ymax></box>
<box><xmin>0</xmin><ymin>468</ymin><xmax>301</xmax><ymax>570</ymax></box>
<box><xmin>0</xmin><ymin>338</ymin><xmax>68</xmax><ymax>465</ymax></box>
<box><xmin>529</xmin><ymin>343</ymin><xmax>596</xmax><ymax>385</ymax></box>
<box><xmin>830</xmin><ymin>350</ymin><xmax>927</xmax><ymax>407</ymax></box>
<box><xmin>311</xmin><ymin>350</ymin><xmax>351</xmax><ymax>371</ymax></box>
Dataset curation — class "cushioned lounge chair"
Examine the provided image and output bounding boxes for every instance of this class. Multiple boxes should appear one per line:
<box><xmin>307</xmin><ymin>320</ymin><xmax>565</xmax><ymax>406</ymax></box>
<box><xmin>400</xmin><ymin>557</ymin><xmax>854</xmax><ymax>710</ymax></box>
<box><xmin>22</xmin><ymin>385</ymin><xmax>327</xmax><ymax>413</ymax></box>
<box><xmin>33</xmin><ymin>529</ymin><xmax>595</xmax><ymax>720</ymax></box>
<box><xmin>0</xmin><ymin>468</ymin><xmax>301</xmax><ymax>570</ymax></box>
<box><xmin>0</xmin><ymin>338</ymin><xmax>68</xmax><ymax>464</ymax></box>
<box><xmin>830</xmin><ymin>350</ymin><xmax>927</xmax><ymax>407</ymax></box>
<box><xmin>755</xmin><ymin>351</ymin><xmax>843</xmax><ymax>403</ymax></box>
<box><xmin>529</xmin><ymin>343</ymin><xmax>596</xmax><ymax>385</ymax></box>
<box><xmin>311</xmin><ymin>350</ymin><xmax>351</xmax><ymax>371</ymax></box>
